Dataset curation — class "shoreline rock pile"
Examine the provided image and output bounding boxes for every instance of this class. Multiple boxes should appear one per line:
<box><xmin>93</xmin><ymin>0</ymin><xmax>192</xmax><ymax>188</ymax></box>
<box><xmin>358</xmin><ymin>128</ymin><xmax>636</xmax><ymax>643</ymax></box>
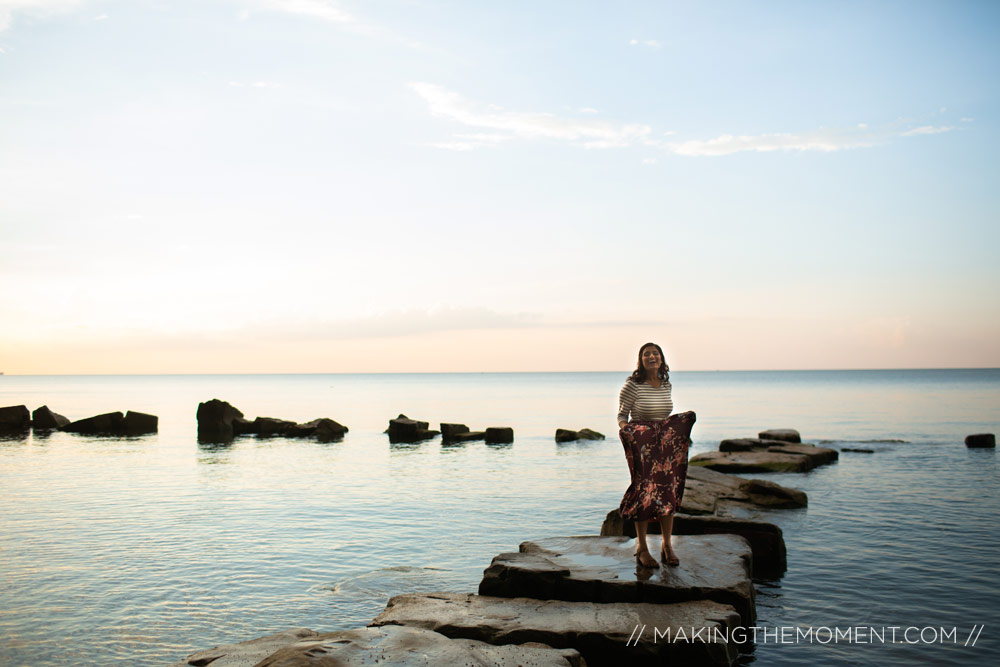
<box><xmin>0</xmin><ymin>404</ymin><xmax>157</xmax><ymax>436</ymax></box>
<box><xmin>196</xmin><ymin>399</ymin><xmax>347</xmax><ymax>444</ymax></box>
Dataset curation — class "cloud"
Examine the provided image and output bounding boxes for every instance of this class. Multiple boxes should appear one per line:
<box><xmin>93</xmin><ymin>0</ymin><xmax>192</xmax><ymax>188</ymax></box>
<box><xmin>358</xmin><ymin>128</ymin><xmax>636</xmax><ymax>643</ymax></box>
<box><xmin>255</xmin><ymin>0</ymin><xmax>351</xmax><ymax>24</ymax></box>
<box><xmin>629</xmin><ymin>38</ymin><xmax>662</xmax><ymax>49</ymax></box>
<box><xmin>409</xmin><ymin>82</ymin><xmax>652</xmax><ymax>150</ymax></box>
<box><xmin>0</xmin><ymin>0</ymin><xmax>83</xmax><ymax>32</ymax></box>
<box><xmin>961</xmin><ymin>117</ymin><xmax>974</xmax><ymax>123</ymax></box>
<box><xmin>228</xmin><ymin>80</ymin><xmax>280</xmax><ymax>88</ymax></box>
<box><xmin>665</xmin><ymin>124</ymin><xmax>955</xmax><ymax>157</ymax></box>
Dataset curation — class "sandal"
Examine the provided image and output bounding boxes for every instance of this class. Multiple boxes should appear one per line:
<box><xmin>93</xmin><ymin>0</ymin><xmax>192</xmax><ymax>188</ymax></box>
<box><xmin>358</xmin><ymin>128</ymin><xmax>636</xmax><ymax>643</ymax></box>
<box><xmin>661</xmin><ymin>544</ymin><xmax>680</xmax><ymax>567</ymax></box>
<box><xmin>635</xmin><ymin>551</ymin><xmax>660</xmax><ymax>569</ymax></box>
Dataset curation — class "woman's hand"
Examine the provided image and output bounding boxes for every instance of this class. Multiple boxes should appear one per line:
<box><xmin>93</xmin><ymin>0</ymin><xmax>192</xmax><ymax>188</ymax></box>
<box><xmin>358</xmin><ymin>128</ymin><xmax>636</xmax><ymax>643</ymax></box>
<box><xmin>618</xmin><ymin>421</ymin><xmax>628</xmax><ymax>431</ymax></box>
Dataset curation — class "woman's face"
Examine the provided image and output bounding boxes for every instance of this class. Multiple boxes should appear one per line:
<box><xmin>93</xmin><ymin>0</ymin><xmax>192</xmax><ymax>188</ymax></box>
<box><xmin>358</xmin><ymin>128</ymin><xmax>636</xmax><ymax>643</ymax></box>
<box><xmin>641</xmin><ymin>345</ymin><xmax>662</xmax><ymax>374</ymax></box>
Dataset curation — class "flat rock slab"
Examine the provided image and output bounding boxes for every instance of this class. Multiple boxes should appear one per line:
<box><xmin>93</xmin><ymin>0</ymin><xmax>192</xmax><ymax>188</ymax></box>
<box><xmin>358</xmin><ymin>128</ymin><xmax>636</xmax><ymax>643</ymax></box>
<box><xmin>372</xmin><ymin>592</ymin><xmax>740</xmax><ymax>667</ymax></box>
<box><xmin>758</xmin><ymin>429</ymin><xmax>801</xmax><ymax>443</ymax></box>
<box><xmin>479</xmin><ymin>535</ymin><xmax>755</xmax><ymax>625</ymax></box>
<box><xmin>719</xmin><ymin>440</ymin><xmax>838</xmax><ymax>467</ymax></box>
<box><xmin>690</xmin><ymin>450</ymin><xmax>816</xmax><ymax>473</ymax></box>
<box><xmin>601</xmin><ymin>511</ymin><xmax>786</xmax><ymax>578</ymax></box>
<box><xmin>670</xmin><ymin>466</ymin><xmax>807</xmax><ymax>515</ymax></box>
<box><xmin>170</xmin><ymin>625</ymin><xmax>583</xmax><ymax>667</ymax></box>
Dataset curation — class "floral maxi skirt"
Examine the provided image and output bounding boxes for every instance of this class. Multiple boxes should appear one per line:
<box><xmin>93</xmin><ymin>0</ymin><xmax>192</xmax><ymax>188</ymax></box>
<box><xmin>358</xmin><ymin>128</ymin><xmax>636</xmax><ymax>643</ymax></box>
<box><xmin>618</xmin><ymin>411</ymin><xmax>697</xmax><ymax>522</ymax></box>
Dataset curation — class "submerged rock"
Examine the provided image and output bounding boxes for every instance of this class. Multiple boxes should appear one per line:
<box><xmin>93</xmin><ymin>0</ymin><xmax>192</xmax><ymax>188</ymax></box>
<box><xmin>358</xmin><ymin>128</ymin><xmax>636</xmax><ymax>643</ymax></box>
<box><xmin>758</xmin><ymin>429</ymin><xmax>801</xmax><ymax>443</ymax></box>
<box><xmin>0</xmin><ymin>405</ymin><xmax>30</xmax><ymax>432</ymax></box>
<box><xmin>31</xmin><ymin>405</ymin><xmax>69</xmax><ymax>430</ymax></box>
<box><xmin>371</xmin><ymin>592</ymin><xmax>740</xmax><ymax>666</ymax></box>
<box><xmin>965</xmin><ymin>433</ymin><xmax>995</xmax><ymax>448</ymax></box>
<box><xmin>484</xmin><ymin>426</ymin><xmax>514</xmax><ymax>444</ymax></box>
<box><xmin>63</xmin><ymin>411</ymin><xmax>124</xmax><ymax>435</ymax></box>
<box><xmin>479</xmin><ymin>534</ymin><xmax>755</xmax><ymax>626</ymax></box>
<box><xmin>122</xmin><ymin>410</ymin><xmax>158</xmax><ymax>435</ymax></box>
<box><xmin>441</xmin><ymin>423</ymin><xmax>486</xmax><ymax>443</ymax></box>
<box><xmin>841</xmin><ymin>447</ymin><xmax>875</xmax><ymax>453</ymax></box>
<box><xmin>170</xmin><ymin>626</ymin><xmax>584</xmax><ymax>667</ymax></box>
<box><xmin>196</xmin><ymin>399</ymin><xmax>244</xmax><ymax>442</ymax></box>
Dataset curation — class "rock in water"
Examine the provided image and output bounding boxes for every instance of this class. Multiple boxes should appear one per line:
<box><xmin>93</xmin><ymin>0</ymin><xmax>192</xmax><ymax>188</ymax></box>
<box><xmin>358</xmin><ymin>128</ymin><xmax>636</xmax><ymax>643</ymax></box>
<box><xmin>122</xmin><ymin>411</ymin><xmax>158</xmax><ymax>435</ymax></box>
<box><xmin>0</xmin><ymin>405</ymin><xmax>30</xmax><ymax>432</ymax></box>
<box><xmin>555</xmin><ymin>429</ymin><xmax>579</xmax><ymax>442</ymax></box>
<box><xmin>31</xmin><ymin>405</ymin><xmax>69</xmax><ymax>430</ymax></box>
<box><xmin>485</xmin><ymin>427</ymin><xmax>514</xmax><ymax>444</ymax></box>
<box><xmin>388</xmin><ymin>415</ymin><xmax>438</xmax><ymax>443</ymax></box>
<box><xmin>965</xmin><ymin>433</ymin><xmax>995</xmax><ymax>448</ymax></box>
<box><xmin>63</xmin><ymin>412</ymin><xmax>125</xmax><ymax>435</ymax></box>
<box><xmin>196</xmin><ymin>399</ymin><xmax>244</xmax><ymax>442</ymax></box>
<box><xmin>758</xmin><ymin>429</ymin><xmax>801</xmax><ymax>443</ymax></box>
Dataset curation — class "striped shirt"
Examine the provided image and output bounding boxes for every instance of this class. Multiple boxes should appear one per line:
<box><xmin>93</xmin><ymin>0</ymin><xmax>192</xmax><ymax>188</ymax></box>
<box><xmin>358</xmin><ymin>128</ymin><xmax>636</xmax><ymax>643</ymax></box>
<box><xmin>617</xmin><ymin>378</ymin><xmax>673</xmax><ymax>423</ymax></box>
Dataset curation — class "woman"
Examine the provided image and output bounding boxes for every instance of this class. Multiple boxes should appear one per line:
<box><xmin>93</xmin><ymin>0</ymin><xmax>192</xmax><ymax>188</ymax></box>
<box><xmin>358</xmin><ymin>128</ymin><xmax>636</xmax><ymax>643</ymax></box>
<box><xmin>617</xmin><ymin>342</ymin><xmax>696</xmax><ymax>568</ymax></box>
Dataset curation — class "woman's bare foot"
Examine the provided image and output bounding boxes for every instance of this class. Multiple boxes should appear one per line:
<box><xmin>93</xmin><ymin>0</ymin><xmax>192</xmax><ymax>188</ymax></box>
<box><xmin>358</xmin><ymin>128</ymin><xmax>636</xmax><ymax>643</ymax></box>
<box><xmin>635</xmin><ymin>549</ymin><xmax>660</xmax><ymax>568</ymax></box>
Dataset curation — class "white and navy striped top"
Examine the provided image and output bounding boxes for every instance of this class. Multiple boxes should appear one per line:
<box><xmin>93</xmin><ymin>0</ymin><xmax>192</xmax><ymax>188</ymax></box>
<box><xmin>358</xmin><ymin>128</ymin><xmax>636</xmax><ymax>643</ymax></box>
<box><xmin>617</xmin><ymin>378</ymin><xmax>673</xmax><ymax>423</ymax></box>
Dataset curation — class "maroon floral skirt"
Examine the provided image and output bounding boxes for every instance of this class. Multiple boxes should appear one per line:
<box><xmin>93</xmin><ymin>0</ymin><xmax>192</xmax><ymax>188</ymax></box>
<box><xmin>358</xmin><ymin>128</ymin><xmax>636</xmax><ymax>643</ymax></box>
<box><xmin>619</xmin><ymin>411</ymin><xmax>696</xmax><ymax>521</ymax></box>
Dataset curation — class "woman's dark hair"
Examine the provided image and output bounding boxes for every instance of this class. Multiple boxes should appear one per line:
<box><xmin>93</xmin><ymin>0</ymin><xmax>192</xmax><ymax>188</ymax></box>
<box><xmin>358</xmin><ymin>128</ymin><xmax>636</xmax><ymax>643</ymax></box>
<box><xmin>628</xmin><ymin>342</ymin><xmax>669</xmax><ymax>384</ymax></box>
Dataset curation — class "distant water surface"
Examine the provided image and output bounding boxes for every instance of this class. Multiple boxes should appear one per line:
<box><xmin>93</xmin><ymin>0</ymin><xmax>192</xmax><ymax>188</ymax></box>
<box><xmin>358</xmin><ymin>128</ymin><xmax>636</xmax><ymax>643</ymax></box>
<box><xmin>1</xmin><ymin>370</ymin><xmax>998</xmax><ymax>665</ymax></box>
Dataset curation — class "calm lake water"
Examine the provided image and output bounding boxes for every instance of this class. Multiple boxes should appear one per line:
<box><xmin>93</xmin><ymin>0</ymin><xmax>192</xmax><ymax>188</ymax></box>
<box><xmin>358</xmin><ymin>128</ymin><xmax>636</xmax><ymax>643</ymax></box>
<box><xmin>1</xmin><ymin>370</ymin><xmax>998</xmax><ymax>666</ymax></box>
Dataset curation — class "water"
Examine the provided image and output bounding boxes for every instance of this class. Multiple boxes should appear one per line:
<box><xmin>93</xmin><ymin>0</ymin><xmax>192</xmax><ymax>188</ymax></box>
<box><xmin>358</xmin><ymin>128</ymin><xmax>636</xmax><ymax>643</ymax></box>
<box><xmin>1</xmin><ymin>370</ymin><xmax>998</xmax><ymax>666</ymax></box>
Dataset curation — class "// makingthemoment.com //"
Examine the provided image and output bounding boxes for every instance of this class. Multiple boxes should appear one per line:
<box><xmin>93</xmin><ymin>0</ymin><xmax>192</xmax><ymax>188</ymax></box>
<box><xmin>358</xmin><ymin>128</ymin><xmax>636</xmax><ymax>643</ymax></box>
<box><xmin>625</xmin><ymin>624</ymin><xmax>986</xmax><ymax>647</ymax></box>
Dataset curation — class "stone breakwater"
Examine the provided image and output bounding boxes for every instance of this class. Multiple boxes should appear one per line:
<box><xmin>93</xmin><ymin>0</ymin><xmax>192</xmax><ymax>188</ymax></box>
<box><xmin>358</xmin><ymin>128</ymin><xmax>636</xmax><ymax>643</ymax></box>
<box><xmin>0</xmin><ymin>404</ymin><xmax>157</xmax><ymax>436</ymax></box>
<box><xmin>167</xmin><ymin>427</ymin><xmax>844</xmax><ymax>666</ymax></box>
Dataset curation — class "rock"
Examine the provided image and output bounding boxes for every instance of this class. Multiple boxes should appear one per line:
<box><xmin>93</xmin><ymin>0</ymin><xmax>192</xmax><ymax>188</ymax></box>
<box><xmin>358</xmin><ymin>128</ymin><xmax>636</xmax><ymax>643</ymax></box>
<box><xmin>255</xmin><ymin>417</ymin><xmax>297</xmax><ymax>437</ymax></box>
<box><xmin>485</xmin><ymin>426</ymin><xmax>514</xmax><ymax>444</ymax></box>
<box><xmin>600</xmin><ymin>511</ymin><xmax>786</xmax><ymax>578</ymax></box>
<box><xmin>676</xmin><ymin>466</ymin><xmax>808</xmax><ymax>514</ymax></box>
<box><xmin>286</xmin><ymin>418</ymin><xmax>347</xmax><ymax>439</ymax></box>
<box><xmin>965</xmin><ymin>433</ymin><xmax>996</xmax><ymax>448</ymax></box>
<box><xmin>690</xmin><ymin>450</ymin><xmax>815</xmax><ymax>473</ymax></box>
<box><xmin>63</xmin><ymin>412</ymin><xmax>125</xmax><ymax>435</ymax></box>
<box><xmin>448</xmin><ymin>431</ymin><xmax>486</xmax><ymax>443</ymax></box>
<box><xmin>758</xmin><ymin>429</ymin><xmax>801</xmax><ymax>443</ymax></box>
<box><xmin>740</xmin><ymin>479</ymin><xmax>808</xmax><ymax>508</ymax></box>
<box><xmin>122</xmin><ymin>411</ymin><xmax>158</xmax><ymax>435</ymax></box>
<box><xmin>232</xmin><ymin>417</ymin><xmax>257</xmax><ymax>436</ymax></box>
<box><xmin>30</xmin><ymin>405</ymin><xmax>69</xmax><ymax>430</ymax></box>
<box><xmin>0</xmin><ymin>405</ymin><xmax>31</xmax><ymax>432</ymax></box>
<box><xmin>388</xmin><ymin>415</ymin><xmax>439</xmax><ymax>443</ymax></box>
<box><xmin>577</xmin><ymin>428</ymin><xmax>605</xmax><ymax>440</ymax></box>
<box><xmin>719</xmin><ymin>438</ymin><xmax>838</xmax><ymax>467</ymax></box>
<box><xmin>261</xmin><ymin>625</ymin><xmax>584</xmax><ymax>667</ymax></box>
<box><xmin>440</xmin><ymin>423</ymin><xmax>470</xmax><ymax>439</ymax></box>
<box><xmin>555</xmin><ymin>429</ymin><xmax>578</xmax><ymax>442</ymax></box>
<box><xmin>841</xmin><ymin>447</ymin><xmax>875</xmax><ymax>453</ymax></box>
<box><xmin>313</xmin><ymin>418</ymin><xmax>348</xmax><ymax>443</ymax></box>
<box><xmin>479</xmin><ymin>534</ymin><xmax>755</xmax><ymax>626</ymax></box>
<box><xmin>196</xmin><ymin>399</ymin><xmax>244</xmax><ymax>442</ymax></box>
<box><xmin>371</xmin><ymin>593</ymin><xmax>739</xmax><ymax>667</ymax></box>
<box><xmin>169</xmin><ymin>628</ymin><xmax>319</xmax><ymax>667</ymax></box>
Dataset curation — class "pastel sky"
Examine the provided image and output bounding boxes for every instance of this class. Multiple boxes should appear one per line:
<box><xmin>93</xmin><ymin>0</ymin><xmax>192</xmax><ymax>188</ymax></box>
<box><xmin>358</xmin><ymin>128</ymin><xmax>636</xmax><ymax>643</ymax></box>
<box><xmin>1</xmin><ymin>0</ymin><xmax>998</xmax><ymax>373</ymax></box>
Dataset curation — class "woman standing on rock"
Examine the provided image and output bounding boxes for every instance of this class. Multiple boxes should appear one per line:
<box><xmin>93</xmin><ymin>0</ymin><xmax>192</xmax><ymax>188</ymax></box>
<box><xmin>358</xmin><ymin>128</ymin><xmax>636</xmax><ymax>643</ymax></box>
<box><xmin>617</xmin><ymin>342</ymin><xmax>696</xmax><ymax>568</ymax></box>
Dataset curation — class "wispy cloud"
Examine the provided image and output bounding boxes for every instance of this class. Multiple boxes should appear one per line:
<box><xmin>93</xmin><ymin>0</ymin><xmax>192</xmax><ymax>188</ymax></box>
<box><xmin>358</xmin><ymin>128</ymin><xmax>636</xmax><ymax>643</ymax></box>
<box><xmin>629</xmin><ymin>38</ymin><xmax>662</xmax><ymax>49</ymax></box>
<box><xmin>256</xmin><ymin>0</ymin><xmax>352</xmax><ymax>24</ymax></box>
<box><xmin>0</xmin><ymin>0</ymin><xmax>83</xmax><ymax>32</ymax></box>
<box><xmin>228</xmin><ymin>80</ymin><xmax>281</xmax><ymax>88</ymax></box>
<box><xmin>666</xmin><ymin>124</ymin><xmax>955</xmax><ymax>156</ymax></box>
<box><xmin>409</xmin><ymin>82</ymin><xmax>652</xmax><ymax>149</ymax></box>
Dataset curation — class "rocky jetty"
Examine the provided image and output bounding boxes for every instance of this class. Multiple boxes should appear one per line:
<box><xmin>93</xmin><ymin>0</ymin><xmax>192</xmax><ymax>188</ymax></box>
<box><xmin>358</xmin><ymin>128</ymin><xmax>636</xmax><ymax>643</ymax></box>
<box><xmin>197</xmin><ymin>399</ymin><xmax>347</xmax><ymax>443</ymax></box>
<box><xmin>601</xmin><ymin>511</ymin><xmax>786</xmax><ymax>578</ymax></box>
<box><xmin>965</xmin><ymin>433</ymin><xmax>995</xmax><ymax>448</ymax></box>
<box><xmin>372</xmin><ymin>593</ymin><xmax>739</xmax><ymax>666</ymax></box>
<box><xmin>31</xmin><ymin>405</ymin><xmax>70</xmax><ymax>430</ymax></box>
<box><xmin>0</xmin><ymin>405</ymin><xmax>30</xmax><ymax>432</ymax></box>
<box><xmin>387</xmin><ymin>414</ymin><xmax>439</xmax><ymax>443</ymax></box>
<box><xmin>63</xmin><ymin>411</ymin><xmax>125</xmax><ymax>435</ymax></box>
<box><xmin>441</xmin><ymin>422</ymin><xmax>486</xmax><ymax>443</ymax></box>
<box><xmin>169</xmin><ymin>626</ymin><xmax>583</xmax><ymax>667</ymax></box>
<box><xmin>692</xmin><ymin>437</ymin><xmax>838</xmax><ymax>473</ymax></box>
<box><xmin>555</xmin><ymin>428</ymin><xmax>605</xmax><ymax>442</ymax></box>
<box><xmin>479</xmin><ymin>535</ymin><xmax>755</xmax><ymax>626</ymax></box>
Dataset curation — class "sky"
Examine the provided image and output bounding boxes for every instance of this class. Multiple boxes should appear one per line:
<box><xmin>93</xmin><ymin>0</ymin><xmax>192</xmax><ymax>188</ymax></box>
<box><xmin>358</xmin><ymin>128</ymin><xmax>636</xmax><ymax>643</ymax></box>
<box><xmin>1</xmin><ymin>0</ymin><xmax>998</xmax><ymax>373</ymax></box>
